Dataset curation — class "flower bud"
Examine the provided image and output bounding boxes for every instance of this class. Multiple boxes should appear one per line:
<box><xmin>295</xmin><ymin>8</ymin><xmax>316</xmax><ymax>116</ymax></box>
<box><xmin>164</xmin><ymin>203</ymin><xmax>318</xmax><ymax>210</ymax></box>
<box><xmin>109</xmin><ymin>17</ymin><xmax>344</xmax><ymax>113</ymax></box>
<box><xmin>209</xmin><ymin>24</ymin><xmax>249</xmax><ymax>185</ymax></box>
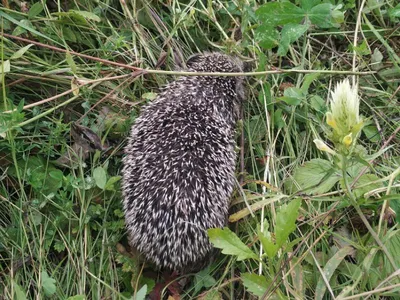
<box><xmin>342</xmin><ymin>133</ymin><xmax>352</xmax><ymax>147</ymax></box>
<box><xmin>313</xmin><ymin>139</ymin><xmax>336</xmax><ymax>155</ymax></box>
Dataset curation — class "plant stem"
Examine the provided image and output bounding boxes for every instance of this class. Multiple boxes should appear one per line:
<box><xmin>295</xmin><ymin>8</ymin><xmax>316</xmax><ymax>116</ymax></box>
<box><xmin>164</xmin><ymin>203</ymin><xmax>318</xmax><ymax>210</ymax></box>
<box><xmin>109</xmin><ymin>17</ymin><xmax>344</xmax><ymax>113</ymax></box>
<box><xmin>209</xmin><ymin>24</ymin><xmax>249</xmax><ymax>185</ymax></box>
<box><xmin>341</xmin><ymin>155</ymin><xmax>398</xmax><ymax>272</ymax></box>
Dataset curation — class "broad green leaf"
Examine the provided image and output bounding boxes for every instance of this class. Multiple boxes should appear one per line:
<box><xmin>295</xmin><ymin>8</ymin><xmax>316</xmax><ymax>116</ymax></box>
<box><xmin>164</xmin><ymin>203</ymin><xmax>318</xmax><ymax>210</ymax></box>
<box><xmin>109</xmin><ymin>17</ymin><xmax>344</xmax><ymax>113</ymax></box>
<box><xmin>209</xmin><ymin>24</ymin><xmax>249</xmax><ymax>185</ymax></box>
<box><xmin>93</xmin><ymin>166</ymin><xmax>107</xmax><ymax>189</ymax></box>
<box><xmin>28</xmin><ymin>2</ymin><xmax>44</xmax><ymax>19</ymax></box>
<box><xmin>54</xmin><ymin>10</ymin><xmax>101</xmax><ymax>23</ymax></box>
<box><xmin>71</xmin><ymin>10</ymin><xmax>101</xmax><ymax>22</ymax></box>
<box><xmin>194</xmin><ymin>268</ymin><xmax>217</xmax><ymax>294</ymax></box>
<box><xmin>274</xmin><ymin>109</ymin><xmax>285</xmax><ymax>129</ymax></box>
<box><xmin>275</xmin><ymin>198</ymin><xmax>301</xmax><ymax>247</ymax></box>
<box><xmin>0</xmin><ymin>60</ymin><xmax>11</xmax><ymax>74</ymax></box>
<box><xmin>41</xmin><ymin>271</ymin><xmax>56</xmax><ymax>296</ymax></box>
<box><xmin>278</xmin><ymin>96</ymin><xmax>302</xmax><ymax>106</ymax></box>
<box><xmin>241</xmin><ymin>273</ymin><xmax>269</xmax><ymax>297</ymax></box>
<box><xmin>105</xmin><ymin>175</ymin><xmax>122</xmax><ymax>191</ymax></box>
<box><xmin>285</xmin><ymin>87</ymin><xmax>305</xmax><ymax>100</ymax></box>
<box><xmin>301</xmin><ymin>73</ymin><xmax>320</xmax><ymax>94</ymax></box>
<box><xmin>277</xmin><ymin>23</ymin><xmax>309</xmax><ymax>56</ymax></box>
<box><xmin>331</xmin><ymin>5</ymin><xmax>345</xmax><ymax>24</ymax></box>
<box><xmin>389</xmin><ymin>4</ymin><xmax>400</xmax><ymax>19</ymax></box>
<box><xmin>310</xmin><ymin>95</ymin><xmax>325</xmax><ymax>112</ymax></box>
<box><xmin>341</xmin><ymin>173</ymin><xmax>382</xmax><ymax>198</ymax></box>
<box><xmin>278</xmin><ymin>86</ymin><xmax>305</xmax><ymax>105</ymax></box>
<box><xmin>363</xmin><ymin>125</ymin><xmax>380</xmax><ymax>142</ymax></box>
<box><xmin>309</xmin><ymin>4</ymin><xmax>334</xmax><ymax>28</ymax></box>
<box><xmin>301</xmin><ymin>0</ymin><xmax>322</xmax><ymax>11</ymax></box>
<box><xmin>10</xmin><ymin>44</ymin><xmax>33</xmax><ymax>60</ymax></box>
<box><xmin>256</xmin><ymin>3</ymin><xmax>305</xmax><ymax>26</ymax></box>
<box><xmin>135</xmin><ymin>284</ymin><xmax>147</xmax><ymax>300</ymax></box>
<box><xmin>255</xmin><ymin>24</ymin><xmax>279</xmax><ymax>49</ymax></box>
<box><xmin>286</xmin><ymin>159</ymin><xmax>340</xmax><ymax>194</ymax></box>
<box><xmin>258</xmin><ymin>227</ymin><xmax>278</xmax><ymax>258</ymax></box>
<box><xmin>13</xmin><ymin>281</ymin><xmax>27</xmax><ymax>300</ymax></box>
<box><xmin>315</xmin><ymin>246</ymin><xmax>354</xmax><ymax>300</ymax></box>
<box><xmin>351</xmin><ymin>40</ymin><xmax>371</xmax><ymax>56</ymax></box>
<box><xmin>208</xmin><ymin>227</ymin><xmax>258</xmax><ymax>261</ymax></box>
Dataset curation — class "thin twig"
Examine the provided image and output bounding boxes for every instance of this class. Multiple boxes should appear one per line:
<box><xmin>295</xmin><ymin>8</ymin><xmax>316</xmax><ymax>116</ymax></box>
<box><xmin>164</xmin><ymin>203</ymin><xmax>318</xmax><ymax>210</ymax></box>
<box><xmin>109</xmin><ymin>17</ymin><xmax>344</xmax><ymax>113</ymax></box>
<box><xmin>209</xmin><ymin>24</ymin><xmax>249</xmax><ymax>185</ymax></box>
<box><xmin>1</xmin><ymin>33</ymin><xmax>376</xmax><ymax>77</ymax></box>
<box><xmin>1</xmin><ymin>33</ymin><xmax>142</xmax><ymax>71</ymax></box>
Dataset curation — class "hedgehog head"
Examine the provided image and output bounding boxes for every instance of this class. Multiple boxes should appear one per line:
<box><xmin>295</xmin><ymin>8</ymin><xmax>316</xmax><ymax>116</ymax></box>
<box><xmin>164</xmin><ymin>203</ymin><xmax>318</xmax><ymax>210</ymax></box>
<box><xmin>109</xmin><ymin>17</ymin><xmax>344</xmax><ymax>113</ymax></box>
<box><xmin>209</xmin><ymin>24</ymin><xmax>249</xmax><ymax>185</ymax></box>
<box><xmin>186</xmin><ymin>52</ymin><xmax>243</xmax><ymax>73</ymax></box>
<box><xmin>185</xmin><ymin>52</ymin><xmax>245</xmax><ymax>109</ymax></box>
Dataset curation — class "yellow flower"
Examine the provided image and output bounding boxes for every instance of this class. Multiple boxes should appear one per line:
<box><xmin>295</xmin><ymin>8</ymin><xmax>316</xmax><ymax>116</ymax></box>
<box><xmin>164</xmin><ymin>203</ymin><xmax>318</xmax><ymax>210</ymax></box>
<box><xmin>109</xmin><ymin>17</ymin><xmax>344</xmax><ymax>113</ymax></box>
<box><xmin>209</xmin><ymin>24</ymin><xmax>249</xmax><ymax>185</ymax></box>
<box><xmin>313</xmin><ymin>139</ymin><xmax>336</xmax><ymax>155</ymax></box>
<box><xmin>326</xmin><ymin>112</ymin><xmax>337</xmax><ymax>130</ymax></box>
<box><xmin>342</xmin><ymin>133</ymin><xmax>353</xmax><ymax>147</ymax></box>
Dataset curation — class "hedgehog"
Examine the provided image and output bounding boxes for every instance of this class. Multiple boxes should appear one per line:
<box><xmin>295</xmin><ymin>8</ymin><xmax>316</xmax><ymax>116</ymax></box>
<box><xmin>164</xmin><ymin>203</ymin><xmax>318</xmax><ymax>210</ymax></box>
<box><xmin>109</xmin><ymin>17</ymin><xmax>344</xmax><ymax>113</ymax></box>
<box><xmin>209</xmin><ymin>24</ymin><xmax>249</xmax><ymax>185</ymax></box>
<box><xmin>121</xmin><ymin>52</ymin><xmax>244</xmax><ymax>273</ymax></box>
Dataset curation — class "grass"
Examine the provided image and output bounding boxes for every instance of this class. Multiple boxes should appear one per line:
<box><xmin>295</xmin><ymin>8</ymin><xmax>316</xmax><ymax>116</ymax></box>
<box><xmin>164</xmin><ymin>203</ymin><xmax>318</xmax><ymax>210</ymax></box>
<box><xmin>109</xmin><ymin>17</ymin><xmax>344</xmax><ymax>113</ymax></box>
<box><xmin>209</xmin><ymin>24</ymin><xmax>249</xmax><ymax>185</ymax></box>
<box><xmin>1</xmin><ymin>0</ymin><xmax>400</xmax><ymax>299</ymax></box>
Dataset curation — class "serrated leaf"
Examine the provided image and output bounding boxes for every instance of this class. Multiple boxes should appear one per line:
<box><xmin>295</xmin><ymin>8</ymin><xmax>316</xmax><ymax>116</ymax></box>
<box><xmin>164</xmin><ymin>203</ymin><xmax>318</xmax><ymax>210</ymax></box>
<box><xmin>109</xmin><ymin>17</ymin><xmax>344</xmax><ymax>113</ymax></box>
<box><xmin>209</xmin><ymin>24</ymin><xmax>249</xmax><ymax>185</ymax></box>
<box><xmin>255</xmin><ymin>24</ymin><xmax>279</xmax><ymax>49</ymax></box>
<box><xmin>28</xmin><ymin>2</ymin><xmax>44</xmax><ymax>19</ymax></box>
<box><xmin>54</xmin><ymin>240</ymin><xmax>66</xmax><ymax>253</ymax></box>
<box><xmin>208</xmin><ymin>227</ymin><xmax>258</xmax><ymax>261</ymax></box>
<box><xmin>135</xmin><ymin>284</ymin><xmax>147</xmax><ymax>300</ymax></box>
<box><xmin>93</xmin><ymin>166</ymin><xmax>107</xmax><ymax>189</ymax></box>
<box><xmin>256</xmin><ymin>3</ymin><xmax>305</xmax><ymax>26</ymax></box>
<box><xmin>41</xmin><ymin>271</ymin><xmax>56</xmax><ymax>296</ymax></box>
<box><xmin>277</xmin><ymin>23</ymin><xmax>309</xmax><ymax>56</ymax></box>
<box><xmin>287</xmin><ymin>158</ymin><xmax>340</xmax><ymax>195</ymax></box>
<box><xmin>275</xmin><ymin>198</ymin><xmax>301</xmax><ymax>247</ymax></box>
<box><xmin>258</xmin><ymin>226</ymin><xmax>278</xmax><ymax>258</ymax></box>
<box><xmin>315</xmin><ymin>246</ymin><xmax>354</xmax><ymax>300</ymax></box>
<box><xmin>241</xmin><ymin>273</ymin><xmax>269</xmax><ymax>297</ymax></box>
<box><xmin>10</xmin><ymin>44</ymin><xmax>33</xmax><ymax>60</ymax></box>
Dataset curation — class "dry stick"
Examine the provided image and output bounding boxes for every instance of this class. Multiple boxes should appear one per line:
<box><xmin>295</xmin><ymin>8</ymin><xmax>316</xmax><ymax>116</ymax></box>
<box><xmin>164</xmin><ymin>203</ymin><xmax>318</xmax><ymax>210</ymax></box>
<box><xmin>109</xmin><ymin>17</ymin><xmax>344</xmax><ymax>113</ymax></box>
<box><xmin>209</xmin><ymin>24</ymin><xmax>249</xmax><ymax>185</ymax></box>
<box><xmin>352</xmin><ymin>0</ymin><xmax>368</xmax><ymax>86</ymax></box>
<box><xmin>340</xmin><ymin>282</ymin><xmax>400</xmax><ymax>300</ymax></box>
<box><xmin>1</xmin><ymin>33</ymin><xmax>142</xmax><ymax>71</ymax></box>
<box><xmin>1</xmin><ymin>33</ymin><xmax>377</xmax><ymax>77</ymax></box>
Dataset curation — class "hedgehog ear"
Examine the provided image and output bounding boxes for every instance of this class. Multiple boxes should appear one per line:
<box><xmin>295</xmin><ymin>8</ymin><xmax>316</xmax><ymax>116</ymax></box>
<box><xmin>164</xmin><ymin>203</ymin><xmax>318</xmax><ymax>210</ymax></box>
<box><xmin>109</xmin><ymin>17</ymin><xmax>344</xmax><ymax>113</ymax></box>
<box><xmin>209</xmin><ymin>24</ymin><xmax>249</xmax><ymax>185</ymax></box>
<box><xmin>186</xmin><ymin>53</ymin><xmax>204</xmax><ymax>68</ymax></box>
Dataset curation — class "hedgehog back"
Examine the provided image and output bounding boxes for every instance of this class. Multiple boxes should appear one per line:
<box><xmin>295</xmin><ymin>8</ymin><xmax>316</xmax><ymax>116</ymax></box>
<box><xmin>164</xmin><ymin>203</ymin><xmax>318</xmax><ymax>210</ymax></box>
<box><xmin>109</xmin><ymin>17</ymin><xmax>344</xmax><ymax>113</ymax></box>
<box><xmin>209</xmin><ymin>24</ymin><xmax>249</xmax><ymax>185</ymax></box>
<box><xmin>122</xmin><ymin>55</ymin><xmax>241</xmax><ymax>272</ymax></box>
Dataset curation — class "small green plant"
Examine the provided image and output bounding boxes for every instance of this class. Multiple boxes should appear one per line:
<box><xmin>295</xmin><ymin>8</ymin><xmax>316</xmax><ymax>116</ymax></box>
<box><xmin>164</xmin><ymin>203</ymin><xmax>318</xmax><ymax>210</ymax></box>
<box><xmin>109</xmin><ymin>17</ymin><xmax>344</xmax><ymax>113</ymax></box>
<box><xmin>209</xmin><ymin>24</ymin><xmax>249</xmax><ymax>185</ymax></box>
<box><xmin>255</xmin><ymin>0</ymin><xmax>344</xmax><ymax>55</ymax></box>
